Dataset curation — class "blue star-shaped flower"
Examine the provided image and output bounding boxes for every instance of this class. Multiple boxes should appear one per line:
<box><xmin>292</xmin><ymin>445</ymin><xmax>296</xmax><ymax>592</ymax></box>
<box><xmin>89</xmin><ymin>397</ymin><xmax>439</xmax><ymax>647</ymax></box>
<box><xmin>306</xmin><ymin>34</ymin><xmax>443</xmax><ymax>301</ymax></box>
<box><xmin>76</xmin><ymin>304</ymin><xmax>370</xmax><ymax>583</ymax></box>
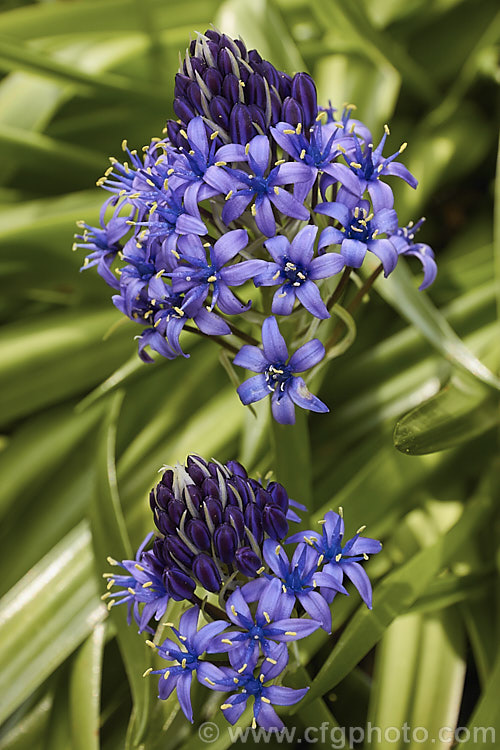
<box><xmin>150</xmin><ymin>606</ymin><xmax>229</xmax><ymax>723</ymax></box>
<box><xmin>253</xmin><ymin>225</ymin><xmax>345</xmax><ymax>318</ymax></box>
<box><xmin>200</xmin><ymin>659</ymin><xmax>308</xmax><ymax>730</ymax></box>
<box><xmin>204</xmin><ymin>135</ymin><xmax>314</xmax><ymax>237</ymax></box>
<box><xmin>233</xmin><ymin>316</ymin><xmax>328</xmax><ymax>425</ymax></box>
<box><xmin>389</xmin><ymin>218</ymin><xmax>437</xmax><ymax>290</ymax></box>
<box><xmin>316</xmin><ymin>199</ymin><xmax>399</xmax><ymax>276</ymax></box>
<box><xmin>207</xmin><ymin>577</ymin><xmax>320</xmax><ymax>670</ymax></box>
<box><xmin>242</xmin><ymin>540</ymin><xmax>348</xmax><ymax>633</ymax></box>
<box><xmin>288</xmin><ymin>510</ymin><xmax>382</xmax><ymax>609</ymax></box>
<box><xmin>170</xmin><ymin>229</ymin><xmax>263</xmax><ymax>315</ymax></box>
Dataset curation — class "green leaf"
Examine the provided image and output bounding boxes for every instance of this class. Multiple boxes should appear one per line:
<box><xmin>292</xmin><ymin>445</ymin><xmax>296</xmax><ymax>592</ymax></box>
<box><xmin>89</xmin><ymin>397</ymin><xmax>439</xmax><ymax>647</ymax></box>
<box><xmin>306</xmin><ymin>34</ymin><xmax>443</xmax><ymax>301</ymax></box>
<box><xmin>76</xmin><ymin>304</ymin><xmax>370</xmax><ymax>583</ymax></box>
<box><xmin>461</xmin><ymin>651</ymin><xmax>500</xmax><ymax>748</ymax></box>
<box><xmin>69</xmin><ymin>622</ymin><xmax>106</xmax><ymax>750</ymax></box>
<box><xmin>372</xmin><ymin>257</ymin><xmax>500</xmax><ymax>391</ymax></box>
<box><xmin>90</xmin><ymin>393</ymin><xmax>151</xmax><ymax>748</ymax></box>
<box><xmin>0</xmin><ymin>523</ymin><xmax>104</xmax><ymax>725</ymax></box>
<box><xmin>394</xmin><ymin>368</ymin><xmax>500</xmax><ymax>455</ymax></box>
<box><xmin>270</xmin><ymin>408</ymin><xmax>312</xmax><ymax>508</ymax></box>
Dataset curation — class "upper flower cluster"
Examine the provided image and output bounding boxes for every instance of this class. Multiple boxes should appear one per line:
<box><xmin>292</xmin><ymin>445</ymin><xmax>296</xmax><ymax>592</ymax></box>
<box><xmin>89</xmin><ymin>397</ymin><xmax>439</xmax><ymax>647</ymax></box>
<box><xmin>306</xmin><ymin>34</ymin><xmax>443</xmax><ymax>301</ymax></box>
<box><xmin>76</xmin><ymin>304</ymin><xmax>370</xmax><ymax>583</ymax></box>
<box><xmin>104</xmin><ymin>454</ymin><xmax>382</xmax><ymax>730</ymax></box>
<box><xmin>76</xmin><ymin>29</ymin><xmax>437</xmax><ymax>425</ymax></box>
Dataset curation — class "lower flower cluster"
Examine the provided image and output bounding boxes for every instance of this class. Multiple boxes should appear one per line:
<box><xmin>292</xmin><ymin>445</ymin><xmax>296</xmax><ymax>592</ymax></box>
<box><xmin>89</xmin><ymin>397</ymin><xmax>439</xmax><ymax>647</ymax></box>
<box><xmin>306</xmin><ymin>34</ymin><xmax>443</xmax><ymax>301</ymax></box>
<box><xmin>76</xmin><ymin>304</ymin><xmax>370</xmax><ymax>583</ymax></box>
<box><xmin>103</xmin><ymin>455</ymin><xmax>382</xmax><ymax>729</ymax></box>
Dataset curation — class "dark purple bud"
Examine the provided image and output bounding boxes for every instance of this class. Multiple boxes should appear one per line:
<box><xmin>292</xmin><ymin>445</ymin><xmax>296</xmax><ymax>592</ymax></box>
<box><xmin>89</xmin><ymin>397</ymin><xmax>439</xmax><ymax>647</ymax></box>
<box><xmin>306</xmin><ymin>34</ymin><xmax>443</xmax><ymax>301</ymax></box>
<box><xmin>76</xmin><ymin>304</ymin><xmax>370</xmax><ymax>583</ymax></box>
<box><xmin>238</xmin><ymin>64</ymin><xmax>250</xmax><ymax>83</ymax></box>
<box><xmin>189</xmin><ymin>39</ymin><xmax>197</xmax><ymax>56</ymax></box>
<box><xmin>267</xmin><ymin>482</ymin><xmax>289</xmax><ymax>513</ymax></box>
<box><xmin>218</xmin><ymin>47</ymin><xmax>234</xmax><ymax>76</ymax></box>
<box><xmin>186</xmin><ymin>81</ymin><xmax>204</xmax><ymax>114</ymax></box>
<box><xmin>229</xmin><ymin>475</ymin><xmax>250</xmax><ymax>506</ymax></box>
<box><xmin>202</xmin><ymin>477</ymin><xmax>220</xmax><ymax>499</ymax></box>
<box><xmin>261</xmin><ymin>61</ymin><xmax>279</xmax><ymax>89</ymax></box>
<box><xmin>161</xmin><ymin>469</ymin><xmax>174</xmax><ymax>489</ymax></box>
<box><xmin>186</xmin><ymin>518</ymin><xmax>211</xmax><ymax>551</ymax></box>
<box><xmin>173</xmin><ymin>97</ymin><xmax>195</xmax><ymax>124</ymax></box>
<box><xmin>235</xmin><ymin>546</ymin><xmax>262</xmax><ymax>577</ymax></box>
<box><xmin>204</xmin><ymin>68</ymin><xmax>222</xmax><ymax>96</ymax></box>
<box><xmin>230</xmin><ymin>103</ymin><xmax>255</xmax><ymax>144</ymax></box>
<box><xmin>186</xmin><ymin>462</ymin><xmax>206</xmax><ymax>486</ymax></box>
<box><xmin>174</xmin><ymin>73</ymin><xmax>191</xmax><ymax>97</ymax></box>
<box><xmin>154</xmin><ymin>509</ymin><xmax>176</xmax><ymax>536</ymax></box>
<box><xmin>214</xmin><ymin>523</ymin><xmax>238</xmax><ymax>563</ymax></box>
<box><xmin>270</xmin><ymin>90</ymin><xmax>282</xmax><ymax>123</ymax></box>
<box><xmin>166</xmin><ymin>121</ymin><xmax>182</xmax><ymax>147</ymax></box>
<box><xmin>164</xmin><ymin>536</ymin><xmax>193</xmax><ymax>566</ymax></box>
<box><xmin>205</xmin><ymin>29</ymin><xmax>221</xmax><ymax>44</ymax></box>
<box><xmin>254</xmin><ymin>487</ymin><xmax>272</xmax><ymax>510</ymax></box>
<box><xmin>281</xmin><ymin>97</ymin><xmax>304</xmax><ymax>127</ymax></box>
<box><xmin>226</xmin><ymin>460</ymin><xmax>248</xmax><ymax>478</ymax></box>
<box><xmin>154</xmin><ymin>484</ymin><xmax>174</xmax><ymax>510</ymax></box>
<box><xmin>209</xmin><ymin>95</ymin><xmax>231</xmax><ymax>129</ymax></box>
<box><xmin>225</xmin><ymin>506</ymin><xmax>245</xmax><ymax>541</ymax></box>
<box><xmin>167</xmin><ymin>499</ymin><xmax>184</xmax><ymax>527</ymax></box>
<box><xmin>193</xmin><ymin>554</ymin><xmax>222</xmax><ymax>592</ymax></box>
<box><xmin>204</xmin><ymin>497</ymin><xmax>223</xmax><ymax>527</ymax></box>
<box><xmin>207</xmin><ymin>461</ymin><xmax>222</xmax><ymax>478</ymax></box>
<box><xmin>248</xmin><ymin>104</ymin><xmax>266</xmax><ymax>132</ymax></box>
<box><xmin>248</xmin><ymin>49</ymin><xmax>263</xmax><ymax>65</ymax></box>
<box><xmin>154</xmin><ymin>538</ymin><xmax>172</xmax><ymax>567</ymax></box>
<box><xmin>185</xmin><ymin>485</ymin><xmax>203</xmax><ymax>514</ymax></box>
<box><xmin>263</xmin><ymin>503</ymin><xmax>289</xmax><ymax>540</ymax></box>
<box><xmin>164</xmin><ymin>568</ymin><xmax>195</xmax><ymax>600</ymax></box>
<box><xmin>277</xmin><ymin>71</ymin><xmax>293</xmax><ymax>99</ymax></box>
<box><xmin>190</xmin><ymin>57</ymin><xmax>206</xmax><ymax>78</ymax></box>
<box><xmin>206</xmin><ymin>40</ymin><xmax>219</xmax><ymax>63</ymax></box>
<box><xmin>234</xmin><ymin>38</ymin><xmax>248</xmax><ymax>59</ymax></box>
<box><xmin>222</xmin><ymin>73</ymin><xmax>240</xmax><ymax>104</ymax></box>
<box><xmin>291</xmin><ymin>72</ymin><xmax>318</xmax><ymax>128</ymax></box>
<box><xmin>220</xmin><ymin>34</ymin><xmax>239</xmax><ymax>55</ymax></box>
<box><xmin>244</xmin><ymin>504</ymin><xmax>263</xmax><ymax>544</ymax></box>
<box><xmin>247</xmin><ymin>73</ymin><xmax>267</xmax><ymax>109</ymax></box>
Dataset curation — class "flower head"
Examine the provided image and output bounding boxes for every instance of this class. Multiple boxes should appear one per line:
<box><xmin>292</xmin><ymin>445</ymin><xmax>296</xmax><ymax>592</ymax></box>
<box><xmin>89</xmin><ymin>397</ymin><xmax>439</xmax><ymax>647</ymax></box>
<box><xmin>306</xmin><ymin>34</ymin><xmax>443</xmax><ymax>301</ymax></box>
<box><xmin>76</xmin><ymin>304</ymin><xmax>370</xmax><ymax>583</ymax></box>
<box><xmin>201</xmin><ymin>658</ymin><xmax>308</xmax><ymax>730</ymax></box>
<box><xmin>389</xmin><ymin>218</ymin><xmax>437</xmax><ymax>290</ymax></box>
<box><xmin>234</xmin><ymin>317</ymin><xmax>328</xmax><ymax>424</ymax></box>
<box><xmin>316</xmin><ymin>200</ymin><xmax>399</xmax><ymax>276</ymax></box>
<box><xmin>288</xmin><ymin>510</ymin><xmax>382</xmax><ymax>608</ymax></box>
<box><xmin>150</xmin><ymin>606</ymin><xmax>228</xmax><ymax>722</ymax></box>
<box><xmin>254</xmin><ymin>225</ymin><xmax>344</xmax><ymax>318</ymax></box>
<box><xmin>148</xmin><ymin>455</ymin><xmax>301</xmax><ymax>593</ymax></box>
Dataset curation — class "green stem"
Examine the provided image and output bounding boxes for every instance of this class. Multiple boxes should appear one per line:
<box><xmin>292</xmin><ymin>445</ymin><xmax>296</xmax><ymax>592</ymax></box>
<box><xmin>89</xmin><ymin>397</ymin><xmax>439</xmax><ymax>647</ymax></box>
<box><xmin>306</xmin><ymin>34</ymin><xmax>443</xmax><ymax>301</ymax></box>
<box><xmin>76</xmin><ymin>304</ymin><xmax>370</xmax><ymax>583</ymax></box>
<box><xmin>183</xmin><ymin>324</ymin><xmax>238</xmax><ymax>355</ymax></box>
<box><xmin>327</xmin><ymin>267</ymin><xmax>352</xmax><ymax>311</ymax></box>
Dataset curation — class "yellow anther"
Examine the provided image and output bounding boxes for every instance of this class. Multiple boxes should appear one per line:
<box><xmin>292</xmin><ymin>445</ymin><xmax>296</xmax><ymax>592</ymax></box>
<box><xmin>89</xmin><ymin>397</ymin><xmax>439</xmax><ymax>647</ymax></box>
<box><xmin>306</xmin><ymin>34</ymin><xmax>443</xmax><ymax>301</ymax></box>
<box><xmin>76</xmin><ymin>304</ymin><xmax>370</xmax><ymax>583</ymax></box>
<box><xmin>121</xmin><ymin>139</ymin><xmax>128</xmax><ymax>151</ymax></box>
<box><xmin>237</xmin><ymin>663</ymin><xmax>248</xmax><ymax>673</ymax></box>
<box><xmin>231</xmin><ymin>604</ymin><xmax>237</xmax><ymax>617</ymax></box>
<box><xmin>399</xmin><ymin>142</ymin><xmax>408</xmax><ymax>153</ymax></box>
<box><xmin>221</xmin><ymin>703</ymin><xmax>232</xmax><ymax>710</ymax></box>
<box><xmin>285</xmin><ymin>631</ymin><xmax>297</xmax><ymax>636</ymax></box>
<box><xmin>338</xmin><ymin>506</ymin><xmax>343</xmax><ymax>517</ymax></box>
<box><xmin>316</xmin><ymin>111</ymin><xmax>327</xmax><ymax>122</ymax></box>
<box><xmin>363</xmin><ymin>553</ymin><xmax>369</xmax><ymax>560</ymax></box>
<box><xmin>207</xmin><ymin>275</ymin><xmax>217</xmax><ymax>283</ymax></box>
<box><xmin>384</xmin><ymin>124</ymin><xmax>390</xmax><ymax>135</ymax></box>
<box><xmin>245</xmin><ymin>143</ymin><xmax>250</xmax><ymax>155</ymax></box>
<box><xmin>143</xmin><ymin>668</ymin><xmax>153</xmax><ymax>677</ymax></box>
<box><xmin>210</xmin><ymin>130</ymin><xmax>219</xmax><ymax>140</ymax></box>
<box><xmin>283</xmin><ymin>129</ymin><xmax>295</xmax><ymax>135</ymax></box>
<box><xmin>356</xmin><ymin>525</ymin><xmax>366</xmax><ymax>534</ymax></box>
<box><xmin>179</xmin><ymin>129</ymin><xmax>188</xmax><ymax>139</ymax></box>
<box><xmin>300</xmin><ymin>149</ymin><xmax>306</xmax><ymax>159</ymax></box>
<box><xmin>145</xmin><ymin>640</ymin><xmax>156</xmax><ymax>649</ymax></box>
<box><xmin>251</xmin><ymin>204</ymin><xmax>257</xmax><ymax>216</ymax></box>
<box><xmin>275</xmin><ymin>159</ymin><xmax>286</xmax><ymax>165</ymax></box>
<box><xmin>100</xmin><ymin>592</ymin><xmax>111</xmax><ymax>600</ymax></box>
<box><xmin>107</xmin><ymin>556</ymin><xmax>118</xmax><ymax>566</ymax></box>
<box><xmin>205</xmin><ymin>677</ymin><xmax>216</xmax><ymax>685</ymax></box>
<box><xmin>173</xmin><ymin>306</ymin><xmax>185</xmax><ymax>316</ymax></box>
<box><xmin>181</xmin><ymin>658</ymin><xmax>187</xmax><ymax>669</ymax></box>
<box><xmin>107</xmin><ymin>599</ymin><xmax>116</xmax><ymax>610</ymax></box>
<box><xmin>163</xmin><ymin>670</ymin><xmax>170</xmax><ymax>680</ymax></box>
<box><xmin>335</xmin><ymin>553</ymin><xmax>342</xmax><ymax>562</ymax></box>
<box><xmin>296</xmin><ymin>123</ymin><xmax>302</xmax><ymax>134</ymax></box>
<box><xmin>272</xmin><ymin>270</ymin><xmax>281</xmax><ymax>280</ymax></box>
<box><xmin>273</xmin><ymin>186</ymin><xmax>280</xmax><ymax>195</ymax></box>
<box><xmin>262</xmin><ymin>697</ymin><xmax>271</xmax><ymax>704</ymax></box>
<box><xmin>266</xmin><ymin>657</ymin><xmax>277</xmax><ymax>665</ymax></box>
<box><xmin>214</xmin><ymin>161</ymin><xmax>227</xmax><ymax>167</ymax></box>
<box><xmin>225</xmin><ymin>190</ymin><xmax>233</xmax><ymax>201</ymax></box>
<box><xmin>275</xmin><ymin>544</ymin><xmax>281</xmax><ymax>555</ymax></box>
<box><xmin>350</xmin><ymin>161</ymin><xmax>362</xmax><ymax>169</ymax></box>
<box><xmin>127</xmin><ymin>587</ymin><xmax>135</xmax><ymax>595</ymax></box>
<box><xmin>256</xmin><ymin>566</ymin><xmax>266</xmax><ymax>574</ymax></box>
<box><xmin>221</xmin><ymin>638</ymin><xmax>233</xmax><ymax>645</ymax></box>
<box><xmin>263</xmin><ymin>611</ymin><xmax>271</xmax><ymax>623</ymax></box>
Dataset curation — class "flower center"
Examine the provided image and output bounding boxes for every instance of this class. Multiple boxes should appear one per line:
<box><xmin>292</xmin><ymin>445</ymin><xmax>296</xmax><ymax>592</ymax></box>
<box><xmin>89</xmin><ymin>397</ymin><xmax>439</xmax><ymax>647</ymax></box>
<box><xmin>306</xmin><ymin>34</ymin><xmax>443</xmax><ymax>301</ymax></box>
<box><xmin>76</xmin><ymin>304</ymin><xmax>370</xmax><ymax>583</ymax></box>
<box><xmin>283</xmin><ymin>259</ymin><xmax>307</xmax><ymax>286</ymax></box>
<box><xmin>265</xmin><ymin>364</ymin><xmax>291</xmax><ymax>392</ymax></box>
<box><xmin>344</xmin><ymin>207</ymin><xmax>374</xmax><ymax>242</ymax></box>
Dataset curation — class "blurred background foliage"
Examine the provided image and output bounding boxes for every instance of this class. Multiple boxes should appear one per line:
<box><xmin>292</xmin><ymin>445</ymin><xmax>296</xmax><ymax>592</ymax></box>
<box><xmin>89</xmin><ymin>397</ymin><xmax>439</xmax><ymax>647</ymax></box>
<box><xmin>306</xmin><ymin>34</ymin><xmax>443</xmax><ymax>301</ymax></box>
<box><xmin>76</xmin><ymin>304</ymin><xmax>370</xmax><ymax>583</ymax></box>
<box><xmin>0</xmin><ymin>0</ymin><xmax>499</xmax><ymax>748</ymax></box>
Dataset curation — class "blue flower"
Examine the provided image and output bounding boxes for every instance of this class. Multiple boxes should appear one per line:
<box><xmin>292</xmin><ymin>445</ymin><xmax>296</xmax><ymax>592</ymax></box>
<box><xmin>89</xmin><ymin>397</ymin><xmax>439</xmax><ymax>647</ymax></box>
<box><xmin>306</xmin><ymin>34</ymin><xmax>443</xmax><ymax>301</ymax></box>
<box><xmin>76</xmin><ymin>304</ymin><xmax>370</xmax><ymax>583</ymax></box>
<box><xmin>200</xmin><ymin>659</ymin><xmax>308</xmax><ymax>730</ymax></box>
<box><xmin>254</xmin><ymin>225</ymin><xmax>345</xmax><ymax>318</ymax></box>
<box><xmin>242</xmin><ymin>540</ymin><xmax>348</xmax><ymax>633</ymax></box>
<box><xmin>316</xmin><ymin>199</ymin><xmax>399</xmax><ymax>276</ymax></box>
<box><xmin>337</xmin><ymin>126</ymin><xmax>417</xmax><ymax>212</ymax></box>
<box><xmin>288</xmin><ymin>511</ymin><xmax>382</xmax><ymax>609</ymax></box>
<box><xmin>271</xmin><ymin>120</ymin><xmax>360</xmax><ymax>202</ymax></box>
<box><xmin>74</xmin><ymin>201</ymin><xmax>132</xmax><ymax>290</ymax></box>
<box><xmin>389</xmin><ymin>218</ymin><xmax>437</xmax><ymax>290</ymax></box>
<box><xmin>207</xmin><ymin>577</ymin><xmax>320</xmax><ymax>670</ymax></box>
<box><xmin>233</xmin><ymin>316</ymin><xmax>328</xmax><ymax>424</ymax></box>
<box><xmin>165</xmin><ymin>116</ymin><xmax>247</xmax><ymax>213</ymax></box>
<box><xmin>149</xmin><ymin>606</ymin><xmax>229</xmax><ymax>722</ymax></box>
<box><xmin>170</xmin><ymin>229</ymin><xmax>263</xmax><ymax>315</ymax></box>
<box><xmin>102</xmin><ymin>533</ymin><xmax>171</xmax><ymax>633</ymax></box>
<box><xmin>204</xmin><ymin>135</ymin><xmax>314</xmax><ymax>237</ymax></box>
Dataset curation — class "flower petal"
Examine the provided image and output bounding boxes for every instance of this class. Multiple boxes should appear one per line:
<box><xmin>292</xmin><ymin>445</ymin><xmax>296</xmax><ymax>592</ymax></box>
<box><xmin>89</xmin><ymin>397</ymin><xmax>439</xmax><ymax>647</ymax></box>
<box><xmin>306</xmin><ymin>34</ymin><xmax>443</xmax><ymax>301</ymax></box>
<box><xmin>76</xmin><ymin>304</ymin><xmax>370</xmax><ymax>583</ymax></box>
<box><xmin>264</xmin><ymin>235</ymin><xmax>290</xmax><ymax>264</ymax></box>
<box><xmin>296</xmin><ymin>591</ymin><xmax>332</xmax><ymax>632</ymax></box>
<box><xmin>309</xmin><ymin>253</ymin><xmax>345</xmax><ymax>280</ymax></box>
<box><xmin>296</xmin><ymin>280</ymin><xmax>329</xmax><ymax>319</ymax></box>
<box><xmin>368</xmin><ymin>238</ymin><xmax>398</xmax><ymax>276</ymax></box>
<box><xmin>261</xmin><ymin>316</ymin><xmax>288</xmax><ymax>362</ymax></box>
<box><xmin>315</xmin><ymin>201</ymin><xmax>350</xmax><ymax>227</ymax></box>
<box><xmin>237</xmin><ymin>374</ymin><xmax>270</xmax><ymax>405</ymax></box>
<box><xmin>254</xmin><ymin>196</ymin><xmax>276</xmax><ymax>237</ymax></box>
<box><xmin>289</xmin><ymin>339</ymin><xmax>325</xmax><ymax>373</ymax></box>
<box><xmin>288</xmin><ymin>377</ymin><xmax>329</xmax><ymax>414</ymax></box>
<box><xmin>318</xmin><ymin>226</ymin><xmax>344</xmax><ymax>250</ymax></box>
<box><xmin>341</xmin><ymin>238</ymin><xmax>367</xmax><ymax>268</ymax></box>
<box><xmin>176</xmin><ymin>671</ymin><xmax>194</xmax><ymax>723</ymax></box>
<box><xmin>341</xmin><ymin>560</ymin><xmax>373</xmax><ymax>608</ymax></box>
<box><xmin>247</xmin><ymin>135</ymin><xmax>270</xmax><ymax>175</ymax></box>
<box><xmin>288</xmin><ymin>225</ymin><xmax>317</xmax><ymax>265</ymax></box>
<box><xmin>270</xmin><ymin>187</ymin><xmax>310</xmax><ymax>221</ymax></box>
<box><xmin>212</xmin><ymin>229</ymin><xmax>248</xmax><ymax>267</ymax></box>
<box><xmin>271</xmin><ymin>286</ymin><xmax>296</xmax><ymax>315</ymax></box>
<box><xmin>271</xmin><ymin>390</ymin><xmax>296</xmax><ymax>424</ymax></box>
<box><xmin>233</xmin><ymin>344</ymin><xmax>268</xmax><ymax>372</ymax></box>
